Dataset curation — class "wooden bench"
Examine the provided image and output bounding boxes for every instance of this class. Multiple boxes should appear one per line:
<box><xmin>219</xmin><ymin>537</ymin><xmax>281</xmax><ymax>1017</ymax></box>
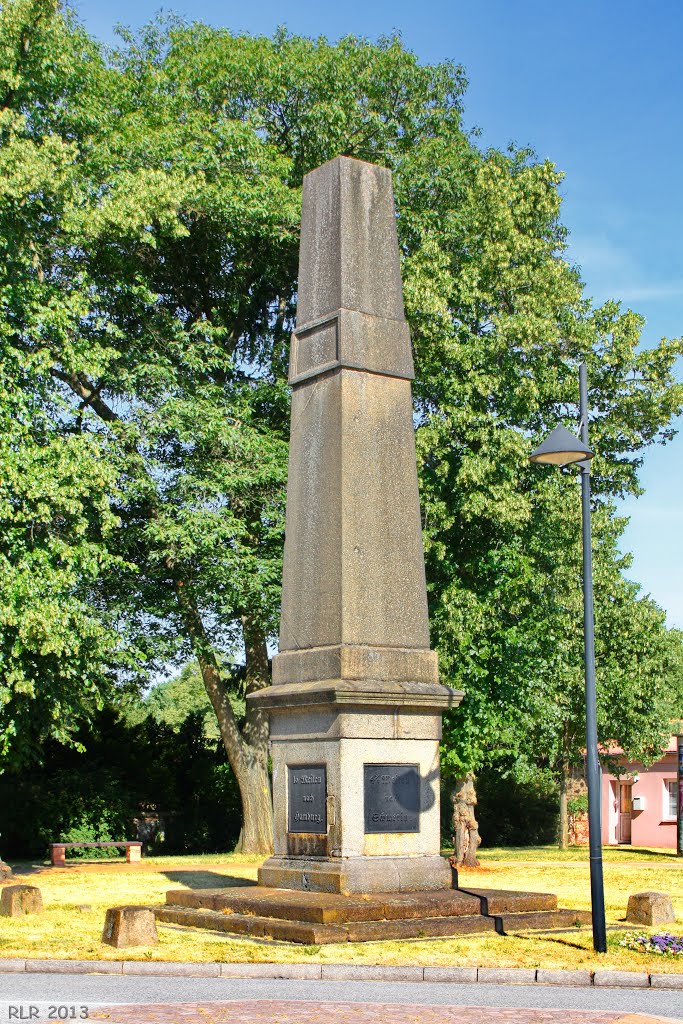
<box><xmin>49</xmin><ymin>842</ymin><xmax>142</xmax><ymax>867</ymax></box>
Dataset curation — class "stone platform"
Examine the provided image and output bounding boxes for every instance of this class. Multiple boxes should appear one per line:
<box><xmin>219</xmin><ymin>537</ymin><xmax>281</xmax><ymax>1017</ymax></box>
<box><xmin>157</xmin><ymin>885</ymin><xmax>591</xmax><ymax>944</ymax></box>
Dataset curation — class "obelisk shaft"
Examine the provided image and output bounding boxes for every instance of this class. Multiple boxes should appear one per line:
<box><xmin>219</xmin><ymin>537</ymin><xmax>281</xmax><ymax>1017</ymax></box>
<box><xmin>273</xmin><ymin>156</ymin><xmax>437</xmax><ymax>687</ymax></box>
<box><xmin>252</xmin><ymin>156</ymin><xmax>461</xmax><ymax>895</ymax></box>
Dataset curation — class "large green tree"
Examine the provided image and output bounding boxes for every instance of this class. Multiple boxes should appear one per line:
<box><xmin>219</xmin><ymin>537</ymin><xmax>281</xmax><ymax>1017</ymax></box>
<box><xmin>401</xmin><ymin>145</ymin><xmax>683</xmax><ymax>836</ymax></box>
<box><xmin>1</xmin><ymin>0</ymin><xmax>681</xmax><ymax>852</ymax></box>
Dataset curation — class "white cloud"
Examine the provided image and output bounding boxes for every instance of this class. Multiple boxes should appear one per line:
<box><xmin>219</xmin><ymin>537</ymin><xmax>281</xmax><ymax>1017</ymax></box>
<box><xmin>566</xmin><ymin>235</ymin><xmax>683</xmax><ymax>307</ymax></box>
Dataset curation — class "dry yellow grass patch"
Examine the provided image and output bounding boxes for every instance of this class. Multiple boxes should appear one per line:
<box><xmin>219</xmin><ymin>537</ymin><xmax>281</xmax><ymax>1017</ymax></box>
<box><xmin>0</xmin><ymin>849</ymin><xmax>681</xmax><ymax>973</ymax></box>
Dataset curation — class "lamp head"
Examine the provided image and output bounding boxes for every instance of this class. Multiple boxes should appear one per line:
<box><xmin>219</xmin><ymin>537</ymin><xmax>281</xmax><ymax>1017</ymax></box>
<box><xmin>529</xmin><ymin>424</ymin><xmax>594</xmax><ymax>467</ymax></box>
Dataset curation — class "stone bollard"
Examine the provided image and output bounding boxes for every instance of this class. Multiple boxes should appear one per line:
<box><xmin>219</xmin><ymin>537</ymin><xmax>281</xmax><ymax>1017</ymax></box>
<box><xmin>0</xmin><ymin>885</ymin><xmax>43</xmax><ymax>917</ymax></box>
<box><xmin>102</xmin><ymin>906</ymin><xmax>158</xmax><ymax>947</ymax></box>
<box><xmin>626</xmin><ymin>891</ymin><xmax>675</xmax><ymax>927</ymax></box>
<box><xmin>0</xmin><ymin>862</ymin><xmax>12</xmax><ymax>881</ymax></box>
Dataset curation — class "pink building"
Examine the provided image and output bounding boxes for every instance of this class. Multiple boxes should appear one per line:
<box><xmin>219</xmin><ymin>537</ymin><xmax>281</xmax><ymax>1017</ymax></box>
<box><xmin>601</xmin><ymin>736</ymin><xmax>680</xmax><ymax>848</ymax></box>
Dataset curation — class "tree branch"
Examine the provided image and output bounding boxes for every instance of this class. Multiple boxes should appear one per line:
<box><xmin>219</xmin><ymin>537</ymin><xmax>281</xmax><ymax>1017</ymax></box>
<box><xmin>49</xmin><ymin>367</ymin><xmax>119</xmax><ymax>423</ymax></box>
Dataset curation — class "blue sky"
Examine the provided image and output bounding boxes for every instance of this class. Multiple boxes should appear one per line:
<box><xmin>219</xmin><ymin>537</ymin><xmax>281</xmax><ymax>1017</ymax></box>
<box><xmin>73</xmin><ymin>0</ymin><xmax>683</xmax><ymax>628</ymax></box>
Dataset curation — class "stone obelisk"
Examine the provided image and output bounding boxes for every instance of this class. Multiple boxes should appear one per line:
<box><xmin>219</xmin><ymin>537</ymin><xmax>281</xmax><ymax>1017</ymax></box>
<box><xmin>250</xmin><ymin>156</ymin><xmax>462</xmax><ymax>894</ymax></box>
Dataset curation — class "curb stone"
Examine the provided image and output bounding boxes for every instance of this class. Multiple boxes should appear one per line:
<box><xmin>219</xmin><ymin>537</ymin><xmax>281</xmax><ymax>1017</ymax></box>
<box><xmin>536</xmin><ymin>969</ymin><xmax>593</xmax><ymax>987</ymax></box>
<box><xmin>0</xmin><ymin>959</ymin><xmax>25</xmax><ymax>972</ymax></box>
<box><xmin>593</xmin><ymin>969</ymin><xmax>650</xmax><ymax>988</ymax></box>
<box><xmin>650</xmin><ymin>974</ymin><xmax>683</xmax><ymax>990</ymax></box>
<box><xmin>0</xmin><ymin>958</ymin><xmax>681</xmax><ymax>988</ymax></box>
<box><xmin>25</xmin><ymin>959</ymin><xmax>123</xmax><ymax>975</ymax></box>
<box><xmin>221</xmin><ymin>963</ymin><xmax>321</xmax><ymax>979</ymax></box>
<box><xmin>477</xmin><ymin>968</ymin><xmax>537</xmax><ymax>985</ymax></box>
<box><xmin>122</xmin><ymin>961</ymin><xmax>220</xmax><ymax>977</ymax></box>
<box><xmin>423</xmin><ymin>967</ymin><xmax>478</xmax><ymax>983</ymax></box>
<box><xmin>321</xmin><ymin>965</ymin><xmax>424</xmax><ymax>982</ymax></box>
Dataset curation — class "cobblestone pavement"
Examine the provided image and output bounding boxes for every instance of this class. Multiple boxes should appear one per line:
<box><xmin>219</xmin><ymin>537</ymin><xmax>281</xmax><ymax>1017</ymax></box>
<box><xmin>44</xmin><ymin>1000</ymin><xmax>679</xmax><ymax>1024</ymax></box>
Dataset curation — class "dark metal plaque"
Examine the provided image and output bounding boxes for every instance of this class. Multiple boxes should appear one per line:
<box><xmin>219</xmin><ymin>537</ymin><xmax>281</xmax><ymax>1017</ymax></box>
<box><xmin>288</xmin><ymin>765</ymin><xmax>327</xmax><ymax>834</ymax></box>
<box><xmin>364</xmin><ymin>764</ymin><xmax>420</xmax><ymax>833</ymax></box>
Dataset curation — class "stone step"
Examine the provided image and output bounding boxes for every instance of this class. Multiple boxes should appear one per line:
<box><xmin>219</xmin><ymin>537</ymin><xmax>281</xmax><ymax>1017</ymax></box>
<box><xmin>345</xmin><ymin>914</ymin><xmax>498</xmax><ymax>942</ymax></box>
<box><xmin>156</xmin><ymin>906</ymin><xmax>348</xmax><ymax>944</ymax></box>
<box><xmin>164</xmin><ymin>886</ymin><xmax>557</xmax><ymax>925</ymax></box>
<box><xmin>156</xmin><ymin>905</ymin><xmax>499</xmax><ymax>943</ymax></box>
<box><xmin>497</xmin><ymin>909</ymin><xmax>592</xmax><ymax>933</ymax></box>
<box><xmin>165</xmin><ymin>887</ymin><xmax>481</xmax><ymax>923</ymax></box>
<box><xmin>158</xmin><ymin>886</ymin><xmax>582</xmax><ymax>944</ymax></box>
<box><xmin>460</xmin><ymin>889</ymin><xmax>558</xmax><ymax>914</ymax></box>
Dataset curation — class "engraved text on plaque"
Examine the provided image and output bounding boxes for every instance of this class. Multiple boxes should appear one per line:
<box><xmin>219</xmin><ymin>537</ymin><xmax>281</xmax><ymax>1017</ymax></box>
<box><xmin>364</xmin><ymin>764</ymin><xmax>420</xmax><ymax>833</ymax></box>
<box><xmin>288</xmin><ymin>765</ymin><xmax>327</xmax><ymax>833</ymax></box>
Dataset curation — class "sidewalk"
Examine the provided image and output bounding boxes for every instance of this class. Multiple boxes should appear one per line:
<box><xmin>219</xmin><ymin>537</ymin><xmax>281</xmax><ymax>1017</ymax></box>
<box><xmin>43</xmin><ymin>1000</ymin><xmax>681</xmax><ymax>1024</ymax></box>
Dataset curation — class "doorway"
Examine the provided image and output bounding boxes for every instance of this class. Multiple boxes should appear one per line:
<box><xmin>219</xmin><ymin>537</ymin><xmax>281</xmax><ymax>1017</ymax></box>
<box><xmin>618</xmin><ymin>782</ymin><xmax>632</xmax><ymax>844</ymax></box>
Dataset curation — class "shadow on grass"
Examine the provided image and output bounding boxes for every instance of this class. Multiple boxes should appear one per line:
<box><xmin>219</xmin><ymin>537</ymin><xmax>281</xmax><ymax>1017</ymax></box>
<box><xmin>162</xmin><ymin>869</ymin><xmax>258</xmax><ymax>890</ymax></box>
<box><xmin>611</xmin><ymin>847</ymin><xmax>677</xmax><ymax>859</ymax></box>
<box><xmin>510</xmin><ymin>931</ymin><xmax>594</xmax><ymax>951</ymax></box>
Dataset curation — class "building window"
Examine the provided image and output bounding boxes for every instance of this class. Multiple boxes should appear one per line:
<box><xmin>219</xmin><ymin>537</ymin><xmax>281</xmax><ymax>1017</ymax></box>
<box><xmin>665</xmin><ymin>780</ymin><xmax>678</xmax><ymax>819</ymax></box>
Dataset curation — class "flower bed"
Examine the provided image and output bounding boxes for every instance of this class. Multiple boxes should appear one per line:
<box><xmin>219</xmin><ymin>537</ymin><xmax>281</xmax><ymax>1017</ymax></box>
<box><xmin>619</xmin><ymin>932</ymin><xmax>683</xmax><ymax>956</ymax></box>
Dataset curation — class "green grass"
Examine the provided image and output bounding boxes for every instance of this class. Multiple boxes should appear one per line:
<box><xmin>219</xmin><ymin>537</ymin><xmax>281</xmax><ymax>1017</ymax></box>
<box><xmin>1</xmin><ymin>848</ymin><xmax>681</xmax><ymax>973</ymax></box>
<box><xmin>476</xmin><ymin>845</ymin><xmax>678</xmax><ymax>862</ymax></box>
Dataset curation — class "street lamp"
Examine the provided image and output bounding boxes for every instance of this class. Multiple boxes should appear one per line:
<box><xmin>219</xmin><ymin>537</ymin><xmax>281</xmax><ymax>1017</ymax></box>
<box><xmin>529</xmin><ymin>362</ymin><xmax>607</xmax><ymax>954</ymax></box>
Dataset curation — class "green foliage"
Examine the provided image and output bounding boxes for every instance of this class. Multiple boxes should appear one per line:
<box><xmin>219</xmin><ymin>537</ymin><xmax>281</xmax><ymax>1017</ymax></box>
<box><xmin>0</xmin><ymin>706</ymin><xmax>242</xmax><ymax>859</ymax></box>
<box><xmin>124</xmin><ymin>661</ymin><xmax>245</xmax><ymax>742</ymax></box>
<box><xmin>0</xmin><ymin>761</ymin><xmax>132</xmax><ymax>858</ymax></box>
<box><xmin>60</xmin><ymin>814</ymin><xmax>128</xmax><ymax>859</ymax></box>
<box><xmin>469</xmin><ymin>769</ymin><xmax>559</xmax><ymax>847</ymax></box>
<box><xmin>567</xmin><ymin>794</ymin><xmax>589</xmax><ymax>817</ymax></box>
<box><xmin>0</xmin><ymin>0</ymin><xmax>681</xmax><ymax>811</ymax></box>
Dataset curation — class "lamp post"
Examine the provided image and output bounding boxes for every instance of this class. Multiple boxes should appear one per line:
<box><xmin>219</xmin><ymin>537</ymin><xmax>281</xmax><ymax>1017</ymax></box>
<box><xmin>529</xmin><ymin>362</ymin><xmax>607</xmax><ymax>954</ymax></box>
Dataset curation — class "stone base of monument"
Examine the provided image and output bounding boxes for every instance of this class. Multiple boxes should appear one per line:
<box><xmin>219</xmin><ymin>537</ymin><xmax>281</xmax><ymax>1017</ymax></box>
<box><xmin>158</xmin><ymin>884</ymin><xmax>591</xmax><ymax>944</ymax></box>
<box><xmin>258</xmin><ymin>854</ymin><xmax>452</xmax><ymax>894</ymax></box>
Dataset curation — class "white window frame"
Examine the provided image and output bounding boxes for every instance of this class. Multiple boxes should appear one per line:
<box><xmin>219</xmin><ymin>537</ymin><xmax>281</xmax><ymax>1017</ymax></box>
<box><xmin>664</xmin><ymin>779</ymin><xmax>678</xmax><ymax>821</ymax></box>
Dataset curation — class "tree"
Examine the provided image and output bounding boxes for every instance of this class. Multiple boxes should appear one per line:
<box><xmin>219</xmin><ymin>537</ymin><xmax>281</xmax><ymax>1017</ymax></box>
<box><xmin>0</xmin><ymin>3</ymin><xmax>472</xmax><ymax>850</ymax></box>
<box><xmin>1</xmin><ymin>1</ymin><xmax>681</xmax><ymax>853</ymax></box>
<box><xmin>399</xmin><ymin>140</ymin><xmax>683</xmax><ymax>838</ymax></box>
<box><xmin>0</xmin><ymin>1</ymin><xmax>140</xmax><ymax>763</ymax></box>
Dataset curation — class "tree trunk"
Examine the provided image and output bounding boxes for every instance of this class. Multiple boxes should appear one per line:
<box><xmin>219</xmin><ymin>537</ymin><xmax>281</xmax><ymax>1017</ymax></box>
<box><xmin>451</xmin><ymin>773</ymin><xmax>481</xmax><ymax>868</ymax></box>
<box><xmin>173</xmin><ymin>579</ymin><xmax>274</xmax><ymax>854</ymax></box>
<box><xmin>235</xmin><ymin>614</ymin><xmax>274</xmax><ymax>854</ymax></box>
<box><xmin>52</xmin><ymin>370</ymin><xmax>276</xmax><ymax>855</ymax></box>
<box><xmin>558</xmin><ymin>763</ymin><xmax>569</xmax><ymax>850</ymax></box>
<box><xmin>233</xmin><ymin>754</ymin><xmax>273</xmax><ymax>854</ymax></box>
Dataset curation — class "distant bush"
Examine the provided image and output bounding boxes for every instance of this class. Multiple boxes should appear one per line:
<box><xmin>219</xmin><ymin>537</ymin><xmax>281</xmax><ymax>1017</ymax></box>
<box><xmin>475</xmin><ymin>768</ymin><xmax>558</xmax><ymax>846</ymax></box>
<box><xmin>0</xmin><ymin>708</ymin><xmax>242</xmax><ymax>860</ymax></box>
<box><xmin>442</xmin><ymin>767</ymin><xmax>558</xmax><ymax>848</ymax></box>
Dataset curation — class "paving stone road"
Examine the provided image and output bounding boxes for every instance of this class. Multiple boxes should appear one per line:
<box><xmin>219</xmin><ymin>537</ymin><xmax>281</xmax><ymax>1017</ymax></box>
<box><xmin>31</xmin><ymin>1000</ymin><xmax>679</xmax><ymax>1024</ymax></box>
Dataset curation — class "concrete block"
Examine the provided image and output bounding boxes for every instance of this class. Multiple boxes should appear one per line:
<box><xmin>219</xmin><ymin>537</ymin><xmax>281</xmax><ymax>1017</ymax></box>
<box><xmin>102</xmin><ymin>906</ymin><xmax>158</xmax><ymax>948</ymax></box>
<box><xmin>593</xmin><ymin>970</ymin><xmax>649</xmax><ymax>987</ymax></box>
<box><xmin>626</xmin><ymin>891</ymin><xmax>675</xmax><ymax>926</ymax></box>
<box><xmin>0</xmin><ymin>885</ymin><xmax>43</xmax><ymax>917</ymax></box>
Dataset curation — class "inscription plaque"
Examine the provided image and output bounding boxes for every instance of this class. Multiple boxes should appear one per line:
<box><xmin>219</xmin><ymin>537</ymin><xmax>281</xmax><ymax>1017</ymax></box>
<box><xmin>364</xmin><ymin>763</ymin><xmax>420</xmax><ymax>833</ymax></box>
<box><xmin>288</xmin><ymin>765</ymin><xmax>327</xmax><ymax>833</ymax></box>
